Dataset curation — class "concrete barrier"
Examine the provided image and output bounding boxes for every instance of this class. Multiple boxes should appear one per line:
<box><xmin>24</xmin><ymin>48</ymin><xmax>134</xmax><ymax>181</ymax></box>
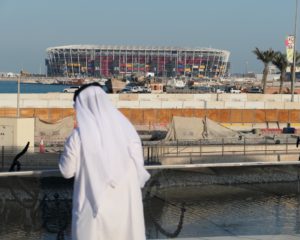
<box><xmin>0</xmin><ymin>93</ymin><xmax>300</xmax><ymax>109</ymax></box>
<box><xmin>284</xmin><ymin>102</ymin><xmax>300</xmax><ymax>109</ymax></box>
<box><xmin>224</xmin><ymin>101</ymin><xmax>245</xmax><ymax>109</ymax></box>
<box><xmin>139</xmin><ymin>101</ymin><xmax>162</xmax><ymax>108</ymax></box>
<box><xmin>116</xmin><ymin>100</ymin><xmax>140</xmax><ymax>108</ymax></box>
<box><xmin>265</xmin><ymin>102</ymin><xmax>285</xmax><ymax>109</ymax></box>
<box><xmin>206</xmin><ymin>101</ymin><xmax>225</xmax><ymax>109</ymax></box>
<box><xmin>161</xmin><ymin>101</ymin><xmax>183</xmax><ymax>108</ymax></box>
<box><xmin>182</xmin><ymin>101</ymin><xmax>205</xmax><ymax>108</ymax></box>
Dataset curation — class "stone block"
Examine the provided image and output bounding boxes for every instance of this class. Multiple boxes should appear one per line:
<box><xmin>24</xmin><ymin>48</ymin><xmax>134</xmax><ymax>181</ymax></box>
<box><xmin>206</xmin><ymin>101</ymin><xmax>225</xmax><ymax>109</ymax></box>
<box><xmin>265</xmin><ymin>102</ymin><xmax>284</xmax><ymax>109</ymax></box>
<box><xmin>116</xmin><ymin>101</ymin><xmax>140</xmax><ymax>108</ymax></box>
<box><xmin>244</xmin><ymin>101</ymin><xmax>265</xmax><ymax>109</ymax></box>
<box><xmin>139</xmin><ymin>101</ymin><xmax>162</xmax><ymax>108</ymax></box>
<box><xmin>284</xmin><ymin>102</ymin><xmax>300</xmax><ymax>109</ymax></box>
<box><xmin>182</xmin><ymin>101</ymin><xmax>205</xmax><ymax>108</ymax></box>
<box><xmin>161</xmin><ymin>101</ymin><xmax>183</xmax><ymax>108</ymax></box>
<box><xmin>224</xmin><ymin>101</ymin><xmax>245</xmax><ymax>109</ymax></box>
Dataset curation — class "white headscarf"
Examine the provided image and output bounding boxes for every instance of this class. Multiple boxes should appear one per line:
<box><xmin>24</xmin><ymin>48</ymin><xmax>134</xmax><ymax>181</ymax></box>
<box><xmin>75</xmin><ymin>85</ymin><xmax>149</xmax><ymax>217</ymax></box>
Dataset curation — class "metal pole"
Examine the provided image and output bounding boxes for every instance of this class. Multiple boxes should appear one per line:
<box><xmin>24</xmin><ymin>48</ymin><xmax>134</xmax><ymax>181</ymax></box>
<box><xmin>244</xmin><ymin>137</ymin><xmax>246</xmax><ymax>155</ymax></box>
<box><xmin>17</xmin><ymin>74</ymin><xmax>20</xmax><ymax>117</ymax></box>
<box><xmin>1</xmin><ymin>146</ymin><xmax>4</xmax><ymax>171</ymax></box>
<box><xmin>292</xmin><ymin>0</ymin><xmax>298</xmax><ymax>102</ymax></box>
<box><xmin>222</xmin><ymin>138</ymin><xmax>224</xmax><ymax>156</ymax></box>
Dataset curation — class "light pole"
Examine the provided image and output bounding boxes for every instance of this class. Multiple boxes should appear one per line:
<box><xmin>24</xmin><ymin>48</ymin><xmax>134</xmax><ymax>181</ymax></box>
<box><xmin>291</xmin><ymin>0</ymin><xmax>298</xmax><ymax>102</ymax></box>
<box><xmin>17</xmin><ymin>73</ymin><xmax>20</xmax><ymax>118</ymax></box>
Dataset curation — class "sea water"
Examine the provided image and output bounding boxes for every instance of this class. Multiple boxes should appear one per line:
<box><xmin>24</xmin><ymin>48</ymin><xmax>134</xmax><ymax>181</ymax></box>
<box><xmin>0</xmin><ymin>80</ymin><xmax>71</xmax><ymax>93</ymax></box>
<box><xmin>1</xmin><ymin>170</ymin><xmax>300</xmax><ymax>239</ymax></box>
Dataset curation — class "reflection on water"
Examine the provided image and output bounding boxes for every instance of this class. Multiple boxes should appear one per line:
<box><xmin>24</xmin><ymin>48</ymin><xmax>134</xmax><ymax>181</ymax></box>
<box><xmin>0</xmin><ymin>177</ymin><xmax>72</xmax><ymax>240</ymax></box>
<box><xmin>145</xmin><ymin>183</ymin><xmax>300</xmax><ymax>239</ymax></box>
<box><xmin>1</xmin><ymin>167</ymin><xmax>300</xmax><ymax>239</ymax></box>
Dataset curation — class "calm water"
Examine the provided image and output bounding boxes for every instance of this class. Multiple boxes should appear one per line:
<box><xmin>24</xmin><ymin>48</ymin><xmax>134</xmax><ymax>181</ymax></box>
<box><xmin>0</xmin><ymin>81</ymin><xmax>71</xmax><ymax>93</ymax></box>
<box><xmin>1</xmin><ymin>168</ymin><xmax>300</xmax><ymax>239</ymax></box>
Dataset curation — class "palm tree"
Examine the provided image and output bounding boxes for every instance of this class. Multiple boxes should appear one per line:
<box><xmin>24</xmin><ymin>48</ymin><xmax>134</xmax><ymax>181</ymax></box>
<box><xmin>272</xmin><ymin>52</ymin><xmax>288</xmax><ymax>94</ymax></box>
<box><xmin>253</xmin><ymin>48</ymin><xmax>276</xmax><ymax>93</ymax></box>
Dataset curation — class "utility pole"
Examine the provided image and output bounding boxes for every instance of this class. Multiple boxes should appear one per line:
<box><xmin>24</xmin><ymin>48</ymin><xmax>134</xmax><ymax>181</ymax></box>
<box><xmin>292</xmin><ymin>0</ymin><xmax>298</xmax><ymax>102</ymax></box>
<box><xmin>17</xmin><ymin>73</ymin><xmax>20</xmax><ymax>118</ymax></box>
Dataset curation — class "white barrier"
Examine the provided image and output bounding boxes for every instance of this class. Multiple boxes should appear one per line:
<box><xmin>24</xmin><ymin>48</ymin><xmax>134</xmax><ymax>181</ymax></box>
<box><xmin>0</xmin><ymin>93</ymin><xmax>299</xmax><ymax>109</ymax></box>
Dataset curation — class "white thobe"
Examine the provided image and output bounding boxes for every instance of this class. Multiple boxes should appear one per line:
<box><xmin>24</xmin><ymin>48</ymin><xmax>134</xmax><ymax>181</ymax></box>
<box><xmin>59</xmin><ymin>128</ymin><xmax>148</xmax><ymax>240</ymax></box>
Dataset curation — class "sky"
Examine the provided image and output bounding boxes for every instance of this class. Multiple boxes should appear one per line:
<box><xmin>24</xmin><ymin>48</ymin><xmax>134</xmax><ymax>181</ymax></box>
<box><xmin>0</xmin><ymin>0</ymin><xmax>298</xmax><ymax>74</ymax></box>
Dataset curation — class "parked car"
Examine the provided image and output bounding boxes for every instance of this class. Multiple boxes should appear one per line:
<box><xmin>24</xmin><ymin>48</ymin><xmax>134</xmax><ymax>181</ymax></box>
<box><xmin>247</xmin><ymin>87</ymin><xmax>262</xmax><ymax>94</ymax></box>
<box><xmin>216</xmin><ymin>88</ymin><xmax>225</xmax><ymax>93</ymax></box>
<box><xmin>118</xmin><ymin>84</ymin><xmax>151</xmax><ymax>94</ymax></box>
<box><xmin>63</xmin><ymin>84</ymin><xmax>109</xmax><ymax>93</ymax></box>
<box><xmin>230</xmin><ymin>88</ymin><xmax>241</xmax><ymax>94</ymax></box>
<box><xmin>63</xmin><ymin>86</ymin><xmax>80</xmax><ymax>93</ymax></box>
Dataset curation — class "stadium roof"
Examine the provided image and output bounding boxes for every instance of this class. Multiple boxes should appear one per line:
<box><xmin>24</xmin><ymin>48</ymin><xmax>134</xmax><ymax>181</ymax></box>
<box><xmin>46</xmin><ymin>45</ymin><xmax>230</xmax><ymax>55</ymax></box>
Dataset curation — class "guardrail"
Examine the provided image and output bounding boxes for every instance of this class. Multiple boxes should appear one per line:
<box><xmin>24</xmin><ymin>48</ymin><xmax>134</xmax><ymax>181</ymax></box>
<box><xmin>0</xmin><ymin>146</ymin><xmax>60</xmax><ymax>172</ymax></box>
<box><xmin>1</xmin><ymin>135</ymin><xmax>300</xmax><ymax>171</ymax></box>
<box><xmin>143</xmin><ymin>135</ymin><xmax>300</xmax><ymax>164</ymax></box>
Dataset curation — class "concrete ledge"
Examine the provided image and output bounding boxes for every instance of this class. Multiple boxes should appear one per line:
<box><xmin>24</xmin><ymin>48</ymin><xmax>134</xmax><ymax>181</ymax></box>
<box><xmin>150</xmin><ymin>161</ymin><xmax>300</xmax><ymax>170</ymax></box>
<box><xmin>151</xmin><ymin>235</ymin><xmax>300</xmax><ymax>240</ymax></box>
<box><xmin>2</xmin><ymin>160</ymin><xmax>300</xmax><ymax>177</ymax></box>
<box><xmin>265</xmin><ymin>102</ymin><xmax>285</xmax><ymax>109</ymax></box>
<box><xmin>205</xmin><ymin>101</ymin><xmax>225</xmax><ymax>109</ymax></box>
<box><xmin>0</xmin><ymin>93</ymin><xmax>300</xmax><ymax>109</ymax></box>
<box><xmin>244</xmin><ymin>101</ymin><xmax>265</xmax><ymax>109</ymax></box>
<box><xmin>193</xmin><ymin>94</ymin><xmax>214</xmax><ymax>102</ymax></box>
<box><xmin>139</xmin><ymin>101</ymin><xmax>162</xmax><ymax>108</ymax></box>
<box><xmin>116</xmin><ymin>100</ymin><xmax>140</xmax><ymax>108</ymax></box>
<box><xmin>161</xmin><ymin>101</ymin><xmax>183</xmax><ymax>108</ymax></box>
<box><xmin>182</xmin><ymin>101</ymin><xmax>206</xmax><ymax>108</ymax></box>
<box><xmin>224</xmin><ymin>101</ymin><xmax>245</xmax><ymax>109</ymax></box>
<box><xmin>0</xmin><ymin>99</ymin><xmax>17</xmax><ymax>107</ymax></box>
<box><xmin>284</xmin><ymin>102</ymin><xmax>300</xmax><ymax>109</ymax></box>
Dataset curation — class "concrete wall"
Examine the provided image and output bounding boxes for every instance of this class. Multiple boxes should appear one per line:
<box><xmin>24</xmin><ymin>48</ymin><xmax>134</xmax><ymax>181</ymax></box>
<box><xmin>0</xmin><ymin>93</ymin><xmax>299</xmax><ymax>127</ymax></box>
<box><xmin>0</xmin><ymin>108</ymin><xmax>299</xmax><ymax>128</ymax></box>
<box><xmin>0</xmin><ymin>118</ymin><xmax>34</xmax><ymax>148</ymax></box>
<box><xmin>0</xmin><ymin>93</ymin><xmax>300</xmax><ymax>109</ymax></box>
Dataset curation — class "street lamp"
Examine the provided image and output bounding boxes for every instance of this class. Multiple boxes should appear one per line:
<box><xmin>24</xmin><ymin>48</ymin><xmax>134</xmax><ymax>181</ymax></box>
<box><xmin>291</xmin><ymin>0</ymin><xmax>298</xmax><ymax>102</ymax></box>
<box><xmin>17</xmin><ymin>73</ymin><xmax>20</xmax><ymax>117</ymax></box>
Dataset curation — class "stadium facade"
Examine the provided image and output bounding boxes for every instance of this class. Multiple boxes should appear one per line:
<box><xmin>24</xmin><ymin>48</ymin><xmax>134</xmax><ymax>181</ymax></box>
<box><xmin>45</xmin><ymin>45</ymin><xmax>230</xmax><ymax>78</ymax></box>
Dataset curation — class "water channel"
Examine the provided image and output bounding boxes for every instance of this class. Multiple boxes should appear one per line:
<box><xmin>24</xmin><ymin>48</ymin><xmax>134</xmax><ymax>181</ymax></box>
<box><xmin>1</xmin><ymin>166</ymin><xmax>300</xmax><ymax>239</ymax></box>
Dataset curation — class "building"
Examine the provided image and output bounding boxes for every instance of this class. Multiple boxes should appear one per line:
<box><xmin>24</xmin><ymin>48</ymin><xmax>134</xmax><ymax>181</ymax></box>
<box><xmin>45</xmin><ymin>45</ymin><xmax>230</xmax><ymax>78</ymax></box>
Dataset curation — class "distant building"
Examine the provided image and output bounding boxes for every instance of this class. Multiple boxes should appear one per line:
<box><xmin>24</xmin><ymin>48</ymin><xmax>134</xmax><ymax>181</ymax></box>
<box><xmin>0</xmin><ymin>72</ymin><xmax>18</xmax><ymax>78</ymax></box>
<box><xmin>255</xmin><ymin>64</ymin><xmax>281</xmax><ymax>81</ymax></box>
<box><xmin>45</xmin><ymin>45</ymin><xmax>230</xmax><ymax>78</ymax></box>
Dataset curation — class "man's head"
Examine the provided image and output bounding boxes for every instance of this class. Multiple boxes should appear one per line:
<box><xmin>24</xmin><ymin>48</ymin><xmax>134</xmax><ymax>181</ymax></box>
<box><xmin>73</xmin><ymin>82</ymin><xmax>104</xmax><ymax>102</ymax></box>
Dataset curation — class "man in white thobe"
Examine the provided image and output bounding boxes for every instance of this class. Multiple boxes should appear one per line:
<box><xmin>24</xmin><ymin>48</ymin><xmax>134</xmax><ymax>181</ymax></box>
<box><xmin>59</xmin><ymin>83</ymin><xmax>150</xmax><ymax>240</ymax></box>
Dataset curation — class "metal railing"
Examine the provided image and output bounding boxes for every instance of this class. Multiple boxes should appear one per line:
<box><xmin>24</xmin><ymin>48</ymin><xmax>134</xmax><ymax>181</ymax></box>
<box><xmin>0</xmin><ymin>145</ymin><xmax>61</xmax><ymax>172</ymax></box>
<box><xmin>143</xmin><ymin>135</ymin><xmax>300</xmax><ymax>165</ymax></box>
<box><xmin>1</xmin><ymin>135</ymin><xmax>300</xmax><ymax>171</ymax></box>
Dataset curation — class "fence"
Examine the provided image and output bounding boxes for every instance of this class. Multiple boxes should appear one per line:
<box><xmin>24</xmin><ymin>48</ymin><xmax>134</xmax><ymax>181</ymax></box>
<box><xmin>1</xmin><ymin>135</ymin><xmax>300</xmax><ymax>172</ymax></box>
<box><xmin>143</xmin><ymin>135</ymin><xmax>300</xmax><ymax>165</ymax></box>
<box><xmin>0</xmin><ymin>145</ymin><xmax>60</xmax><ymax>172</ymax></box>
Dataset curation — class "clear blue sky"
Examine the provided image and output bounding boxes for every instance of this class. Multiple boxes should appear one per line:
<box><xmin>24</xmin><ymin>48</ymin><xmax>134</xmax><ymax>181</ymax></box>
<box><xmin>0</xmin><ymin>0</ymin><xmax>297</xmax><ymax>74</ymax></box>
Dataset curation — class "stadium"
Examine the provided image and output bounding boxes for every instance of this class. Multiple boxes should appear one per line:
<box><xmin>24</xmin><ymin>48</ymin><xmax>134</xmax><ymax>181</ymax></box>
<box><xmin>45</xmin><ymin>45</ymin><xmax>230</xmax><ymax>78</ymax></box>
